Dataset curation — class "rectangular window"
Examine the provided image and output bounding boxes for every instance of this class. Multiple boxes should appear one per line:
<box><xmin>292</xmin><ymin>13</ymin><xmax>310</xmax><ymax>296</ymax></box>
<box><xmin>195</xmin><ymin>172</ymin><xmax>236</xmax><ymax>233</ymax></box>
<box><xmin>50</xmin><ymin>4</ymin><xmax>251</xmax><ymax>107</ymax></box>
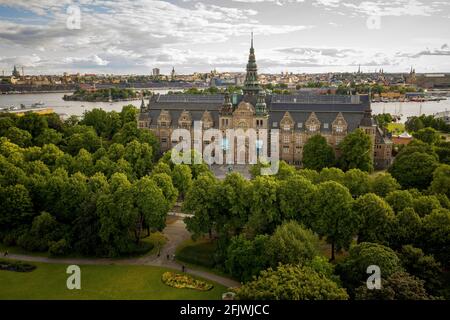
<box><xmin>283</xmin><ymin>146</ymin><xmax>290</xmax><ymax>153</ymax></box>
<box><xmin>323</xmin><ymin>123</ymin><xmax>329</xmax><ymax>129</ymax></box>
<box><xmin>296</xmin><ymin>135</ymin><xmax>302</xmax><ymax>144</ymax></box>
<box><xmin>283</xmin><ymin>135</ymin><xmax>290</xmax><ymax>143</ymax></box>
<box><xmin>298</xmin><ymin>123</ymin><xmax>303</xmax><ymax>128</ymax></box>
<box><xmin>273</xmin><ymin>122</ymin><xmax>278</xmax><ymax>128</ymax></box>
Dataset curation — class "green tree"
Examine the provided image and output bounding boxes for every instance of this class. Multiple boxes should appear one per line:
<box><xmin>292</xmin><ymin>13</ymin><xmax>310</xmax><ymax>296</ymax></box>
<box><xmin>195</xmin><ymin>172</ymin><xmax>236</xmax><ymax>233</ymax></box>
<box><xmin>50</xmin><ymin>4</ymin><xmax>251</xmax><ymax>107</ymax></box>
<box><xmin>355</xmin><ymin>271</ymin><xmax>430</xmax><ymax>300</ymax></box>
<box><xmin>343</xmin><ymin>169</ymin><xmax>371</xmax><ymax>197</ymax></box>
<box><xmin>420</xmin><ymin>208</ymin><xmax>450</xmax><ymax>268</ymax></box>
<box><xmin>370</xmin><ymin>173</ymin><xmax>401</xmax><ymax>197</ymax></box>
<box><xmin>412</xmin><ymin>195</ymin><xmax>441</xmax><ymax>217</ymax></box>
<box><xmin>337</xmin><ymin>242</ymin><xmax>404</xmax><ymax>295</ymax></box>
<box><xmin>235</xmin><ymin>264</ymin><xmax>349</xmax><ymax>300</ymax></box>
<box><xmin>248</xmin><ymin>176</ymin><xmax>281</xmax><ymax>235</ymax></box>
<box><xmin>405</xmin><ymin>116</ymin><xmax>424</xmax><ymax>132</ymax></box>
<box><xmin>151</xmin><ymin>173</ymin><xmax>178</xmax><ymax>210</ymax></box>
<box><xmin>354</xmin><ymin>193</ymin><xmax>395</xmax><ymax>244</ymax></box>
<box><xmin>311</xmin><ymin>181</ymin><xmax>359</xmax><ymax>260</ymax></box>
<box><xmin>338</xmin><ymin>128</ymin><xmax>373</xmax><ymax>172</ymax></box>
<box><xmin>412</xmin><ymin>127</ymin><xmax>441</xmax><ymax>145</ymax></box>
<box><xmin>35</xmin><ymin>128</ymin><xmax>63</xmax><ymax>146</ymax></box>
<box><xmin>277</xmin><ymin>175</ymin><xmax>316</xmax><ymax>226</ymax></box>
<box><xmin>4</xmin><ymin>127</ymin><xmax>32</xmax><ymax>147</ymax></box>
<box><xmin>123</xmin><ymin>140</ymin><xmax>153</xmax><ymax>178</ymax></box>
<box><xmin>0</xmin><ymin>184</ymin><xmax>34</xmax><ymax>230</ymax></box>
<box><xmin>399</xmin><ymin>245</ymin><xmax>443</xmax><ymax>296</ymax></box>
<box><xmin>266</xmin><ymin>221</ymin><xmax>320</xmax><ymax>267</ymax></box>
<box><xmin>431</xmin><ymin>164</ymin><xmax>450</xmax><ymax>198</ymax></box>
<box><xmin>132</xmin><ymin>176</ymin><xmax>167</xmax><ymax>243</ymax></box>
<box><xmin>390</xmin><ymin>208</ymin><xmax>422</xmax><ymax>249</ymax></box>
<box><xmin>171</xmin><ymin>164</ymin><xmax>193</xmax><ymax>199</ymax></box>
<box><xmin>97</xmin><ymin>173</ymin><xmax>135</xmax><ymax>256</ymax></box>
<box><xmin>225</xmin><ymin>234</ymin><xmax>271</xmax><ymax>282</ymax></box>
<box><xmin>385</xmin><ymin>190</ymin><xmax>414</xmax><ymax>213</ymax></box>
<box><xmin>183</xmin><ymin>173</ymin><xmax>220</xmax><ymax>239</ymax></box>
<box><xmin>389</xmin><ymin>152</ymin><xmax>438</xmax><ymax>190</ymax></box>
<box><xmin>302</xmin><ymin>135</ymin><xmax>336</xmax><ymax>171</ymax></box>
<box><xmin>317</xmin><ymin>167</ymin><xmax>345</xmax><ymax>184</ymax></box>
<box><xmin>17</xmin><ymin>112</ymin><xmax>48</xmax><ymax>137</ymax></box>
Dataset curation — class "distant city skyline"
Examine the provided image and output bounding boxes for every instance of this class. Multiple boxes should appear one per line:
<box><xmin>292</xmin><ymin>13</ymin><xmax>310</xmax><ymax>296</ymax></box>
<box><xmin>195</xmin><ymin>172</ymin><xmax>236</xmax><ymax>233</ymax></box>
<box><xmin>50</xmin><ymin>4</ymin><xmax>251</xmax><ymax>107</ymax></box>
<box><xmin>0</xmin><ymin>0</ymin><xmax>449</xmax><ymax>75</ymax></box>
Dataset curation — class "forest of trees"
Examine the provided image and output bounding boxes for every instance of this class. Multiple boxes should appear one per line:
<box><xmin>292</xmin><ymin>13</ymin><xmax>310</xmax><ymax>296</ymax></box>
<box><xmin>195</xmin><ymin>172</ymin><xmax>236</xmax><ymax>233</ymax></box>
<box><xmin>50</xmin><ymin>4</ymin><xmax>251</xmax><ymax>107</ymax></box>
<box><xmin>0</xmin><ymin>106</ymin><xmax>204</xmax><ymax>257</ymax></box>
<box><xmin>182</xmin><ymin>128</ymin><xmax>450</xmax><ymax>299</ymax></box>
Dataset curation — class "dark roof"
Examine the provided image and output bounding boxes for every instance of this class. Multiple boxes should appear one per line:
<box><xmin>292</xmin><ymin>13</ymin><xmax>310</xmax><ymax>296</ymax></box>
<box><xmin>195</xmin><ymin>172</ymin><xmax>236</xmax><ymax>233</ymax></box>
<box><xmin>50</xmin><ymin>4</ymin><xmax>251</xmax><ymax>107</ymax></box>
<box><xmin>142</xmin><ymin>93</ymin><xmax>372</xmax><ymax>132</ymax></box>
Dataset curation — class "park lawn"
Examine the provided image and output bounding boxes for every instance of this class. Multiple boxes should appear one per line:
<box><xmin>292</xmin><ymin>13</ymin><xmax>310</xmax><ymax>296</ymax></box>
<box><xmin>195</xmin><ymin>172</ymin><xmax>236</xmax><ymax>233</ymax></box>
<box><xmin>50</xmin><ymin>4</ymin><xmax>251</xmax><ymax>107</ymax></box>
<box><xmin>0</xmin><ymin>260</ymin><xmax>226</xmax><ymax>300</ymax></box>
<box><xmin>387</xmin><ymin>123</ymin><xmax>405</xmax><ymax>134</ymax></box>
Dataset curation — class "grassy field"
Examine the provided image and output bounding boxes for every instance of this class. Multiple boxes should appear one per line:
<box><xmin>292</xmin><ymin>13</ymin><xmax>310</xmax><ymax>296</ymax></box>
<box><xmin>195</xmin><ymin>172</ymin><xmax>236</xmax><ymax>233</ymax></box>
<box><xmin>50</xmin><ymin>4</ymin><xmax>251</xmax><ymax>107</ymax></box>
<box><xmin>387</xmin><ymin>123</ymin><xmax>406</xmax><ymax>134</ymax></box>
<box><xmin>0</xmin><ymin>260</ymin><xmax>226</xmax><ymax>300</ymax></box>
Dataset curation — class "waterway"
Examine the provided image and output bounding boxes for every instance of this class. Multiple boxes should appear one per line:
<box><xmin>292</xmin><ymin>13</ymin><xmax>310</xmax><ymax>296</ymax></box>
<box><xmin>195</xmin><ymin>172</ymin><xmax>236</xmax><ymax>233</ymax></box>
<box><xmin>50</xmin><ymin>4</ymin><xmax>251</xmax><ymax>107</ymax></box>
<box><xmin>1</xmin><ymin>91</ymin><xmax>449</xmax><ymax>123</ymax></box>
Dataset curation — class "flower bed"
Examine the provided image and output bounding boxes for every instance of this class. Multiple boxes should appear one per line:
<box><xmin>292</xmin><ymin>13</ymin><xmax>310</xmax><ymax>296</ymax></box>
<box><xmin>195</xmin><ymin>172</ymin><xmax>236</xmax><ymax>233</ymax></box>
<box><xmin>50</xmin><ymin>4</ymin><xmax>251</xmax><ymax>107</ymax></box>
<box><xmin>0</xmin><ymin>259</ymin><xmax>36</xmax><ymax>272</ymax></box>
<box><xmin>161</xmin><ymin>272</ymin><xmax>213</xmax><ymax>291</ymax></box>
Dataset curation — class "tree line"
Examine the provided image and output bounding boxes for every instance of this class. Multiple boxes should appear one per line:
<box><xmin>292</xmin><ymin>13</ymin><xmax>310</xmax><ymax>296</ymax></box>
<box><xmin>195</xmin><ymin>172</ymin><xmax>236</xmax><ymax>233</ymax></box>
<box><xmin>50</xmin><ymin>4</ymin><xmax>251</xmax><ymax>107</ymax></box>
<box><xmin>182</xmin><ymin>130</ymin><xmax>450</xmax><ymax>299</ymax></box>
<box><xmin>0</xmin><ymin>107</ymin><xmax>204</xmax><ymax>257</ymax></box>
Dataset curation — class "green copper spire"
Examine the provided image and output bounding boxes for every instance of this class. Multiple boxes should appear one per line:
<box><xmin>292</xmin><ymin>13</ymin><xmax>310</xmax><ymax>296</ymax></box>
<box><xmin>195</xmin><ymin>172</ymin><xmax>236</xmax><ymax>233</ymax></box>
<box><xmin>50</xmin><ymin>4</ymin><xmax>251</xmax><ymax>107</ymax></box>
<box><xmin>243</xmin><ymin>32</ymin><xmax>261</xmax><ymax>96</ymax></box>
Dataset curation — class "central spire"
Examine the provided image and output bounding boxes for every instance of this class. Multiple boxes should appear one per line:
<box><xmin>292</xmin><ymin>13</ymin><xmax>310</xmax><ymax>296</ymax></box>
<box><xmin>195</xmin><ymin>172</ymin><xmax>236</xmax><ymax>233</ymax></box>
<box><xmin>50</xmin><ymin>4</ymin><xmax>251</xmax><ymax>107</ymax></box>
<box><xmin>243</xmin><ymin>32</ymin><xmax>261</xmax><ymax>96</ymax></box>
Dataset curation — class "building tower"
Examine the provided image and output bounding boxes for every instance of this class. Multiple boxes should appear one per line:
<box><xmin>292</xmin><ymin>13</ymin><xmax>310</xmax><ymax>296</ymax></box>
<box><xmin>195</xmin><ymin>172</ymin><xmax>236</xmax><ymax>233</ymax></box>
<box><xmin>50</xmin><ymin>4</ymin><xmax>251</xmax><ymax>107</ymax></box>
<box><xmin>255</xmin><ymin>90</ymin><xmax>268</xmax><ymax>116</ymax></box>
<box><xmin>170</xmin><ymin>67</ymin><xmax>175</xmax><ymax>81</ymax></box>
<box><xmin>12</xmin><ymin>65</ymin><xmax>20</xmax><ymax>78</ymax></box>
<box><xmin>243</xmin><ymin>32</ymin><xmax>261</xmax><ymax>96</ymax></box>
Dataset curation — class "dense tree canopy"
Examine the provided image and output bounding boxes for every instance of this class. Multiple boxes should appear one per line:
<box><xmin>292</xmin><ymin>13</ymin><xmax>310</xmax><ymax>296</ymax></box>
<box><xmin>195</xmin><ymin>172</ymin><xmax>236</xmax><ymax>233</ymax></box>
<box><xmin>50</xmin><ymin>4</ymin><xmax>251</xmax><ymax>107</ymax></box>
<box><xmin>235</xmin><ymin>264</ymin><xmax>349</xmax><ymax>300</ymax></box>
<box><xmin>302</xmin><ymin>135</ymin><xmax>336</xmax><ymax>171</ymax></box>
<box><xmin>338</xmin><ymin>128</ymin><xmax>373</xmax><ymax>172</ymax></box>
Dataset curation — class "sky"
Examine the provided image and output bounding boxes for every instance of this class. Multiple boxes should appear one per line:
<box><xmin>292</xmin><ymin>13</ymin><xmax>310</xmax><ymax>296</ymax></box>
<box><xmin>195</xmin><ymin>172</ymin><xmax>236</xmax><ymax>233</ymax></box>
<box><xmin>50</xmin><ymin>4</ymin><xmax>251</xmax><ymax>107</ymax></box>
<box><xmin>0</xmin><ymin>0</ymin><xmax>449</xmax><ymax>75</ymax></box>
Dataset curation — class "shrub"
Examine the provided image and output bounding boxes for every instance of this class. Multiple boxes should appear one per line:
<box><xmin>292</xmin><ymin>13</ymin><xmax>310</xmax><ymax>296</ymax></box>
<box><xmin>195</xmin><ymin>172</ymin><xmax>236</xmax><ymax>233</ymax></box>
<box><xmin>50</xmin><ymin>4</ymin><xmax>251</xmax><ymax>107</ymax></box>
<box><xmin>48</xmin><ymin>239</ymin><xmax>69</xmax><ymax>256</ymax></box>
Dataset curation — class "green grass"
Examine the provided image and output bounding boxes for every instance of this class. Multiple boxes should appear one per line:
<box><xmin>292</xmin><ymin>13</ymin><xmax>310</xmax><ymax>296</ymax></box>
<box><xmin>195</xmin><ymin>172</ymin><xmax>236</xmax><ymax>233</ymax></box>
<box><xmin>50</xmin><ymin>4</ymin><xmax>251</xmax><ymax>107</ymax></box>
<box><xmin>0</xmin><ymin>259</ymin><xmax>226</xmax><ymax>300</ymax></box>
<box><xmin>387</xmin><ymin>123</ymin><xmax>405</xmax><ymax>134</ymax></box>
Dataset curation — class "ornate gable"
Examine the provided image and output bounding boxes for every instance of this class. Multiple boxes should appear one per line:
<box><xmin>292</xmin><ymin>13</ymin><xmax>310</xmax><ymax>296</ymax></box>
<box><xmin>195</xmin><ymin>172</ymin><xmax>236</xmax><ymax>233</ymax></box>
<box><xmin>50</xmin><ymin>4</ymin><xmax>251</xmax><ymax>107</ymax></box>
<box><xmin>201</xmin><ymin>110</ymin><xmax>214</xmax><ymax>129</ymax></box>
<box><xmin>305</xmin><ymin>112</ymin><xmax>321</xmax><ymax>133</ymax></box>
<box><xmin>280</xmin><ymin>112</ymin><xmax>294</xmax><ymax>131</ymax></box>
<box><xmin>157</xmin><ymin>110</ymin><xmax>171</xmax><ymax>127</ymax></box>
<box><xmin>332</xmin><ymin>112</ymin><xmax>347</xmax><ymax>134</ymax></box>
<box><xmin>178</xmin><ymin>110</ymin><xmax>192</xmax><ymax>128</ymax></box>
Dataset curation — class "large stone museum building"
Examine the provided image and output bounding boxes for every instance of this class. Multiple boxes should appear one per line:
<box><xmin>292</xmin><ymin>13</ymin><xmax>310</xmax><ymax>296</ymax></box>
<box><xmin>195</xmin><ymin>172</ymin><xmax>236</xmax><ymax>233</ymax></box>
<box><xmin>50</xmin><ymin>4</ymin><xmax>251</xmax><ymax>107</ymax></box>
<box><xmin>138</xmin><ymin>36</ymin><xmax>393</xmax><ymax>169</ymax></box>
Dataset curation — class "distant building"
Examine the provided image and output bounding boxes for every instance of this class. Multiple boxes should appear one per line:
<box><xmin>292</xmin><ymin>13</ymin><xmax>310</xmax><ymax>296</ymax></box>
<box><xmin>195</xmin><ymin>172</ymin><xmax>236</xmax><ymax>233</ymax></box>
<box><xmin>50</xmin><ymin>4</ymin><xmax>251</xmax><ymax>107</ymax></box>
<box><xmin>138</xmin><ymin>35</ymin><xmax>393</xmax><ymax>169</ymax></box>
<box><xmin>152</xmin><ymin>68</ymin><xmax>160</xmax><ymax>77</ymax></box>
<box><xmin>391</xmin><ymin>132</ymin><xmax>413</xmax><ymax>145</ymax></box>
<box><xmin>434</xmin><ymin>111</ymin><xmax>450</xmax><ymax>125</ymax></box>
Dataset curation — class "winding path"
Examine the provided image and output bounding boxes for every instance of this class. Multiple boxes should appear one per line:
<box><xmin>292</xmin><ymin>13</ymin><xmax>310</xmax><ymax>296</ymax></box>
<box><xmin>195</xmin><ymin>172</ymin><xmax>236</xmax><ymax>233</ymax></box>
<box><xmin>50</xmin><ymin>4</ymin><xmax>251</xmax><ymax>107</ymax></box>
<box><xmin>3</xmin><ymin>217</ymin><xmax>240</xmax><ymax>289</ymax></box>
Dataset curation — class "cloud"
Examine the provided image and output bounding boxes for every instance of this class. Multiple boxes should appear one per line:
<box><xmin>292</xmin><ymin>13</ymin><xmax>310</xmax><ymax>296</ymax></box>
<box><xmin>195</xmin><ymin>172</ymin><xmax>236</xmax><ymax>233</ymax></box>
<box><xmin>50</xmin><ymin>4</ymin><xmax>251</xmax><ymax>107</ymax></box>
<box><xmin>396</xmin><ymin>44</ymin><xmax>450</xmax><ymax>58</ymax></box>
